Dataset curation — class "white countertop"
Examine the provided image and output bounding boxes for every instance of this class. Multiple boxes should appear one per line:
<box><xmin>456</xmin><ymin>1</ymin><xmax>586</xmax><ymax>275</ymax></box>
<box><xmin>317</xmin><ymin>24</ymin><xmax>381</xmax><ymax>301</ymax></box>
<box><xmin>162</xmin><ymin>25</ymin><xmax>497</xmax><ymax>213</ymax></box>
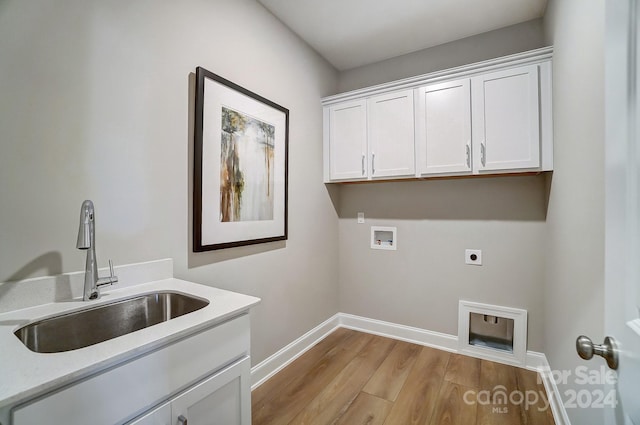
<box><xmin>0</xmin><ymin>278</ymin><xmax>260</xmax><ymax>410</ymax></box>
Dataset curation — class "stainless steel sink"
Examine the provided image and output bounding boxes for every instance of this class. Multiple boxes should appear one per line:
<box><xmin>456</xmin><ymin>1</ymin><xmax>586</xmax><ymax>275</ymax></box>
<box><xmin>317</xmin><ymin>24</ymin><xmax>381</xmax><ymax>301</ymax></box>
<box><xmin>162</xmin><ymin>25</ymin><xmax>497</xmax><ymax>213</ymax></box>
<box><xmin>14</xmin><ymin>292</ymin><xmax>209</xmax><ymax>353</ymax></box>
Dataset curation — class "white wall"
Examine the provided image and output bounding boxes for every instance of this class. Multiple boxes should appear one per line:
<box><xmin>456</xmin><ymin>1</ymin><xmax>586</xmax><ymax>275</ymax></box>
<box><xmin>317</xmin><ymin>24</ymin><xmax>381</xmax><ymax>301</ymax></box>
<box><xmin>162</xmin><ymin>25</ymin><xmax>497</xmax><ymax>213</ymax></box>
<box><xmin>543</xmin><ymin>1</ymin><xmax>605</xmax><ymax>424</ymax></box>
<box><xmin>0</xmin><ymin>0</ymin><xmax>340</xmax><ymax>365</ymax></box>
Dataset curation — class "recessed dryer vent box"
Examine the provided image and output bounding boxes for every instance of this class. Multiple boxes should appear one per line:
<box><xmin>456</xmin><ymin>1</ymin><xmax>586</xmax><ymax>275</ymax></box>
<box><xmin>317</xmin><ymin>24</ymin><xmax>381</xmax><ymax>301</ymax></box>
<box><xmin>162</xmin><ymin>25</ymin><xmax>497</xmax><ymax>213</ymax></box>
<box><xmin>458</xmin><ymin>301</ymin><xmax>527</xmax><ymax>366</ymax></box>
<box><xmin>371</xmin><ymin>226</ymin><xmax>397</xmax><ymax>250</ymax></box>
<box><xmin>469</xmin><ymin>312</ymin><xmax>514</xmax><ymax>353</ymax></box>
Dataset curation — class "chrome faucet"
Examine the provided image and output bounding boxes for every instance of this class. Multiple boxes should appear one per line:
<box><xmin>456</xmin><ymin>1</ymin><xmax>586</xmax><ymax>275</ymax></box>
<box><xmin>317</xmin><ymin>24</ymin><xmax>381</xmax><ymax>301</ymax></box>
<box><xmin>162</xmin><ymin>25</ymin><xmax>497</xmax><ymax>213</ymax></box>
<box><xmin>76</xmin><ymin>200</ymin><xmax>118</xmax><ymax>300</ymax></box>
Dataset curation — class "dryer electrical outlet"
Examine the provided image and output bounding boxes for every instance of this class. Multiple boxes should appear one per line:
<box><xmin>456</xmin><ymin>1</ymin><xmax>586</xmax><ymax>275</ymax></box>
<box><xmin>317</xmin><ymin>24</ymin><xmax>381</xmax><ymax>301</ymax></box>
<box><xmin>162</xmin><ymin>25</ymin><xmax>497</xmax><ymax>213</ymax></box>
<box><xmin>465</xmin><ymin>249</ymin><xmax>482</xmax><ymax>265</ymax></box>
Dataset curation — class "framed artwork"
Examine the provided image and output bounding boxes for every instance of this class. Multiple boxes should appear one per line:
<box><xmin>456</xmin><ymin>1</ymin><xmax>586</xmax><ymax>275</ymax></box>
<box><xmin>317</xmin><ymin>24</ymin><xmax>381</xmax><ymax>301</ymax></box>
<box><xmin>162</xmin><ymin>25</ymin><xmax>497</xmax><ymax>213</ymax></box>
<box><xmin>193</xmin><ymin>67</ymin><xmax>289</xmax><ymax>251</ymax></box>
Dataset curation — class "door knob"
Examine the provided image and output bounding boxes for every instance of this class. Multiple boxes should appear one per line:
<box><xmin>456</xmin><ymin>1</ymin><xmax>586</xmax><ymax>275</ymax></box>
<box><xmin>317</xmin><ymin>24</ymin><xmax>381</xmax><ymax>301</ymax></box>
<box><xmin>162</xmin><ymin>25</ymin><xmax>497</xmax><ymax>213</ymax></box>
<box><xmin>576</xmin><ymin>335</ymin><xmax>619</xmax><ymax>370</ymax></box>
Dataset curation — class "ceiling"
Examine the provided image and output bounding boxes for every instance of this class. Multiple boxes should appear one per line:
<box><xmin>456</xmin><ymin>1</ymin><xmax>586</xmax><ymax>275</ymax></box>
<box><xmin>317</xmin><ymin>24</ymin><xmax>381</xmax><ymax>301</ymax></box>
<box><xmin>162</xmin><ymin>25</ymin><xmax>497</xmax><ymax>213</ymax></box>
<box><xmin>257</xmin><ymin>0</ymin><xmax>548</xmax><ymax>71</ymax></box>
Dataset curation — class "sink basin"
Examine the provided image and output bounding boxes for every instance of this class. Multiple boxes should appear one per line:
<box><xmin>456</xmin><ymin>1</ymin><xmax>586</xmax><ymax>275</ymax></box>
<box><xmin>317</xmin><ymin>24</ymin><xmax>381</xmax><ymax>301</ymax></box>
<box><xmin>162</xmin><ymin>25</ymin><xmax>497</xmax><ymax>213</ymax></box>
<box><xmin>14</xmin><ymin>292</ymin><xmax>209</xmax><ymax>353</ymax></box>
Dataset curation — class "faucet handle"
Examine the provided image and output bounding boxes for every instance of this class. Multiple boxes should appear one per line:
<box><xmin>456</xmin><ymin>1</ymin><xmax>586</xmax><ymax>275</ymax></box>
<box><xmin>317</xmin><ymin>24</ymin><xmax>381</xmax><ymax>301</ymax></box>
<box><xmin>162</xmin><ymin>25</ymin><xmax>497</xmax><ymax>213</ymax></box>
<box><xmin>97</xmin><ymin>260</ymin><xmax>119</xmax><ymax>287</ymax></box>
<box><xmin>108</xmin><ymin>260</ymin><xmax>116</xmax><ymax>279</ymax></box>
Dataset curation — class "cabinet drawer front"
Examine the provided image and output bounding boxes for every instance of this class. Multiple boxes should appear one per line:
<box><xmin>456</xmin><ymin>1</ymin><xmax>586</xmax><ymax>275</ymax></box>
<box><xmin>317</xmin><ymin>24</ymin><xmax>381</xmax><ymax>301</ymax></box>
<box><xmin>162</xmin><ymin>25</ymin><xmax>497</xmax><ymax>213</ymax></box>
<box><xmin>12</xmin><ymin>314</ymin><xmax>250</xmax><ymax>425</ymax></box>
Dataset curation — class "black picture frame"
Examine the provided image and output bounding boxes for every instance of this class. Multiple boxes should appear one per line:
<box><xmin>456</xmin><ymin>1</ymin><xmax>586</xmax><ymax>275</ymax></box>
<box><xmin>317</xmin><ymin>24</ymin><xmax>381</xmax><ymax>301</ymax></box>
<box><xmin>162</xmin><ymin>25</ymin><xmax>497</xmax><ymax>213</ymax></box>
<box><xmin>193</xmin><ymin>67</ymin><xmax>289</xmax><ymax>251</ymax></box>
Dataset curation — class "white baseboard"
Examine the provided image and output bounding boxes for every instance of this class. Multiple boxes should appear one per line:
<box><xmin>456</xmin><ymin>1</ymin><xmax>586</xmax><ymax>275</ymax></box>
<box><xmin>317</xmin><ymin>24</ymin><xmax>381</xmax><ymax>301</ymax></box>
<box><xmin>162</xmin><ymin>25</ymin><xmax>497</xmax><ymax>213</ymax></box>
<box><xmin>250</xmin><ymin>312</ymin><xmax>569</xmax><ymax>425</ymax></box>
<box><xmin>336</xmin><ymin>313</ymin><xmax>459</xmax><ymax>353</ymax></box>
<box><xmin>538</xmin><ymin>363</ymin><xmax>572</xmax><ymax>425</ymax></box>
<box><xmin>250</xmin><ymin>314</ymin><xmax>341</xmax><ymax>390</ymax></box>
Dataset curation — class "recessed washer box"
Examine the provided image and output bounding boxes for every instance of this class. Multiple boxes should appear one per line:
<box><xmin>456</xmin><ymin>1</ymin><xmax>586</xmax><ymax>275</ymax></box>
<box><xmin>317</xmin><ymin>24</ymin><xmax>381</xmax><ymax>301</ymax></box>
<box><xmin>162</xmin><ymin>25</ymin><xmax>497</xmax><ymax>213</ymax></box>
<box><xmin>371</xmin><ymin>226</ymin><xmax>397</xmax><ymax>250</ymax></box>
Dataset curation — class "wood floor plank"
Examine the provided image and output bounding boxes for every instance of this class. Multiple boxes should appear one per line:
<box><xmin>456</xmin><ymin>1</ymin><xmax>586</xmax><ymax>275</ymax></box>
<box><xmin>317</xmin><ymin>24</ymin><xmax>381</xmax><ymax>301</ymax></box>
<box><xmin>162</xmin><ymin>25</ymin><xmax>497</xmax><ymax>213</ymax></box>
<box><xmin>252</xmin><ymin>329</ymin><xmax>556</xmax><ymax>425</ymax></box>
<box><xmin>362</xmin><ymin>340</ymin><xmax>422</xmax><ymax>401</ymax></box>
<box><xmin>289</xmin><ymin>335</ymin><xmax>396</xmax><ymax>425</ymax></box>
<box><xmin>515</xmin><ymin>368</ymin><xmax>555</xmax><ymax>425</ymax></box>
<box><xmin>252</xmin><ymin>327</ymin><xmax>353</xmax><ymax>407</ymax></box>
<box><xmin>252</xmin><ymin>330</ymin><xmax>374</xmax><ymax>425</ymax></box>
<box><xmin>383</xmin><ymin>346</ymin><xmax>450</xmax><ymax>425</ymax></box>
<box><xmin>428</xmin><ymin>381</ymin><xmax>477</xmax><ymax>425</ymax></box>
<box><xmin>334</xmin><ymin>392</ymin><xmax>393</xmax><ymax>425</ymax></box>
<box><xmin>480</xmin><ymin>359</ymin><xmax>518</xmax><ymax>390</ymax></box>
<box><xmin>476</xmin><ymin>359</ymin><xmax>523</xmax><ymax>425</ymax></box>
<box><xmin>444</xmin><ymin>353</ymin><xmax>481</xmax><ymax>389</ymax></box>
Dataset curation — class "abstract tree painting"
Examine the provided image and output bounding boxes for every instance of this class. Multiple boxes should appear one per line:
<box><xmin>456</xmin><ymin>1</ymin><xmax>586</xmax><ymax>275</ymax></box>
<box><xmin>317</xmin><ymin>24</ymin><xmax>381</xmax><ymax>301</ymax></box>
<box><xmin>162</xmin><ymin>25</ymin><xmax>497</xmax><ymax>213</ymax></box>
<box><xmin>194</xmin><ymin>66</ymin><xmax>288</xmax><ymax>251</ymax></box>
<box><xmin>220</xmin><ymin>107</ymin><xmax>275</xmax><ymax>222</ymax></box>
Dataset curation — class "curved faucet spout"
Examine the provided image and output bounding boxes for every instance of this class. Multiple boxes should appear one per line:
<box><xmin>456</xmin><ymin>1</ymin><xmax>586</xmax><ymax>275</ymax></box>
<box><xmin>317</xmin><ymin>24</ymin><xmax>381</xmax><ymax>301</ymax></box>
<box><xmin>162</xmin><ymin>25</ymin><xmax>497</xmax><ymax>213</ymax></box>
<box><xmin>77</xmin><ymin>200</ymin><xmax>94</xmax><ymax>250</ymax></box>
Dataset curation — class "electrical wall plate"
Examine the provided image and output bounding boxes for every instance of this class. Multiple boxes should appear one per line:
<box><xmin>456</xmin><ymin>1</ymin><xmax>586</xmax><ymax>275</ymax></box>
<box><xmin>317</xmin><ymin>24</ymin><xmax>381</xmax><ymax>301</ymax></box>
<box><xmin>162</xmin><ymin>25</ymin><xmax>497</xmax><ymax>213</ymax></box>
<box><xmin>465</xmin><ymin>249</ymin><xmax>482</xmax><ymax>265</ymax></box>
<box><xmin>357</xmin><ymin>212</ymin><xmax>365</xmax><ymax>224</ymax></box>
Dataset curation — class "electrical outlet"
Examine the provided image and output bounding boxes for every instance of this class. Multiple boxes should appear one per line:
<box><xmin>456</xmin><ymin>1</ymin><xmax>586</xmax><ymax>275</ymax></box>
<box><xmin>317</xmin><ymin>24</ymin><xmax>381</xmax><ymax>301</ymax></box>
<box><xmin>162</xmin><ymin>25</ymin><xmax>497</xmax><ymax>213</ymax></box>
<box><xmin>465</xmin><ymin>249</ymin><xmax>482</xmax><ymax>266</ymax></box>
<box><xmin>357</xmin><ymin>212</ymin><xmax>365</xmax><ymax>224</ymax></box>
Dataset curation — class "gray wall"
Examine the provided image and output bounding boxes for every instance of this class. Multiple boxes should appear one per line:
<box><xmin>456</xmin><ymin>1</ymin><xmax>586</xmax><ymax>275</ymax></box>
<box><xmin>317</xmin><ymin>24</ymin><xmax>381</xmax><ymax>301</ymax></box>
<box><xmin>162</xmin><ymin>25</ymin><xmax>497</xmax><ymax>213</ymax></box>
<box><xmin>543</xmin><ymin>1</ymin><xmax>605</xmax><ymax>424</ymax></box>
<box><xmin>0</xmin><ymin>0</ymin><xmax>340</xmax><ymax>365</ymax></box>
<box><xmin>338</xmin><ymin>18</ymin><xmax>546</xmax><ymax>92</ymax></box>
<box><xmin>334</xmin><ymin>22</ymin><xmax>549</xmax><ymax>352</ymax></box>
<box><xmin>337</xmin><ymin>177</ymin><xmax>548</xmax><ymax>350</ymax></box>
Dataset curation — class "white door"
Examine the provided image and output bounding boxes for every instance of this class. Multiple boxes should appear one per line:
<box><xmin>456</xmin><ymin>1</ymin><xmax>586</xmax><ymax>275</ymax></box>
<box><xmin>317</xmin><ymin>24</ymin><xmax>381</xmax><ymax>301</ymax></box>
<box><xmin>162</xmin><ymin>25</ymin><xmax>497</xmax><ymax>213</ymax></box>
<box><xmin>367</xmin><ymin>89</ymin><xmax>416</xmax><ymax>178</ymax></box>
<box><xmin>472</xmin><ymin>65</ymin><xmax>540</xmax><ymax>172</ymax></box>
<box><xmin>416</xmin><ymin>79</ymin><xmax>472</xmax><ymax>175</ymax></box>
<box><xmin>601</xmin><ymin>1</ymin><xmax>640</xmax><ymax>423</ymax></box>
<box><xmin>329</xmin><ymin>99</ymin><xmax>367</xmax><ymax>180</ymax></box>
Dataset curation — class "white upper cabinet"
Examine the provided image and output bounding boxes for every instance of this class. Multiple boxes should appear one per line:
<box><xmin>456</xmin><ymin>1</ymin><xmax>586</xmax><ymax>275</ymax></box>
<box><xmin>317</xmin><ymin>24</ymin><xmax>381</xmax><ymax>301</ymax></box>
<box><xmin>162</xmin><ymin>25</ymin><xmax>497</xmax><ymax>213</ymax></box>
<box><xmin>367</xmin><ymin>89</ymin><xmax>416</xmax><ymax>179</ymax></box>
<box><xmin>416</xmin><ymin>79</ymin><xmax>472</xmax><ymax>176</ymax></box>
<box><xmin>472</xmin><ymin>65</ymin><xmax>541</xmax><ymax>172</ymax></box>
<box><xmin>327</xmin><ymin>99</ymin><xmax>367</xmax><ymax>180</ymax></box>
<box><xmin>322</xmin><ymin>47</ymin><xmax>553</xmax><ymax>183</ymax></box>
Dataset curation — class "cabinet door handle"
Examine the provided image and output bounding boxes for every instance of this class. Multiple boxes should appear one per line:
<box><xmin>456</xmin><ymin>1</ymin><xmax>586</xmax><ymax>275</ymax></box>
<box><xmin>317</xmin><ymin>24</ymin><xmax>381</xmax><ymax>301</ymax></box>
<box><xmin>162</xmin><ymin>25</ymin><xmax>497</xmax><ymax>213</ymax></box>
<box><xmin>480</xmin><ymin>142</ymin><xmax>486</xmax><ymax>167</ymax></box>
<box><xmin>361</xmin><ymin>154</ymin><xmax>365</xmax><ymax>176</ymax></box>
<box><xmin>372</xmin><ymin>153</ymin><xmax>376</xmax><ymax>175</ymax></box>
<box><xmin>466</xmin><ymin>144</ymin><xmax>471</xmax><ymax>168</ymax></box>
<box><xmin>178</xmin><ymin>414</ymin><xmax>188</xmax><ymax>425</ymax></box>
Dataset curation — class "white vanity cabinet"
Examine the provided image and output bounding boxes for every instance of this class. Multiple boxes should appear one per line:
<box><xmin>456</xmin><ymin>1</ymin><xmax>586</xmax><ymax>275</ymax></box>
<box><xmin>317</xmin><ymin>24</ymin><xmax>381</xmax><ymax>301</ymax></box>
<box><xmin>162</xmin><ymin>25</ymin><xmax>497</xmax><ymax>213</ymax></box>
<box><xmin>10</xmin><ymin>314</ymin><xmax>252</xmax><ymax>425</ymax></box>
<box><xmin>129</xmin><ymin>356</ymin><xmax>251</xmax><ymax>425</ymax></box>
<box><xmin>323</xmin><ymin>47</ymin><xmax>553</xmax><ymax>183</ymax></box>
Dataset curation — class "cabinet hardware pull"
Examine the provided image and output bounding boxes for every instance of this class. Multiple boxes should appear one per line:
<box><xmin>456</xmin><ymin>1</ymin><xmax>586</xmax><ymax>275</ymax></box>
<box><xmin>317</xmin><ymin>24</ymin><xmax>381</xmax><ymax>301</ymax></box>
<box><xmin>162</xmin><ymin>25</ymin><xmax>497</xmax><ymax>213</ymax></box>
<box><xmin>178</xmin><ymin>415</ymin><xmax>188</xmax><ymax>425</ymax></box>
<box><xmin>481</xmin><ymin>143</ymin><xmax>486</xmax><ymax>167</ymax></box>
<box><xmin>361</xmin><ymin>154</ymin><xmax>365</xmax><ymax>175</ymax></box>
<box><xmin>372</xmin><ymin>153</ymin><xmax>376</xmax><ymax>175</ymax></box>
<box><xmin>466</xmin><ymin>144</ymin><xmax>471</xmax><ymax>168</ymax></box>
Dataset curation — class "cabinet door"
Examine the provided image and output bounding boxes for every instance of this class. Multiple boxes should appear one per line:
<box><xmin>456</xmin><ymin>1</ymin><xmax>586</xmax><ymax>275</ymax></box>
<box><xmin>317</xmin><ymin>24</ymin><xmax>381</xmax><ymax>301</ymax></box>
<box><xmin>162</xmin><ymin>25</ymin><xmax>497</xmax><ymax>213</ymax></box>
<box><xmin>328</xmin><ymin>99</ymin><xmax>367</xmax><ymax>180</ymax></box>
<box><xmin>416</xmin><ymin>79</ymin><xmax>472</xmax><ymax>175</ymax></box>
<box><xmin>472</xmin><ymin>65</ymin><xmax>540</xmax><ymax>172</ymax></box>
<box><xmin>368</xmin><ymin>89</ymin><xmax>416</xmax><ymax>178</ymax></box>
<box><xmin>171</xmin><ymin>356</ymin><xmax>251</xmax><ymax>425</ymax></box>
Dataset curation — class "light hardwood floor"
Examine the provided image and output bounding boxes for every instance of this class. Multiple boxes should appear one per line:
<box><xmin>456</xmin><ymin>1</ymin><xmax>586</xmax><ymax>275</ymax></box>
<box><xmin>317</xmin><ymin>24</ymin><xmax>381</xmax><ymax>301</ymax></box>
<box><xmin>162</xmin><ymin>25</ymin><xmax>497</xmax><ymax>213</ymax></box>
<box><xmin>252</xmin><ymin>328</ymin><xmax>555</xmax><ymax>425</ymax></box>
